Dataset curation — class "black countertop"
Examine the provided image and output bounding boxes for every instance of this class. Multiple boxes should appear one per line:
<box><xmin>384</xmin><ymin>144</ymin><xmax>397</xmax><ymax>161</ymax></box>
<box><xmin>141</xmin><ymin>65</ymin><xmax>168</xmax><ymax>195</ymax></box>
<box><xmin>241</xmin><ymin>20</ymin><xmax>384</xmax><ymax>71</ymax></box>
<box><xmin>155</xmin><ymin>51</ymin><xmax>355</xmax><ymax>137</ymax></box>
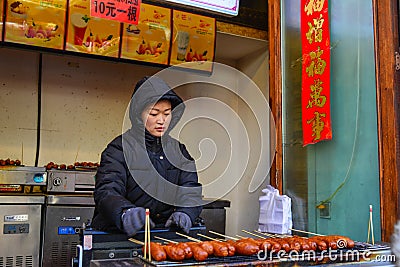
<box><xmin>89</xmin><ymin>248</ymin><xmax>396</xmax><ymax>267</ymax></box>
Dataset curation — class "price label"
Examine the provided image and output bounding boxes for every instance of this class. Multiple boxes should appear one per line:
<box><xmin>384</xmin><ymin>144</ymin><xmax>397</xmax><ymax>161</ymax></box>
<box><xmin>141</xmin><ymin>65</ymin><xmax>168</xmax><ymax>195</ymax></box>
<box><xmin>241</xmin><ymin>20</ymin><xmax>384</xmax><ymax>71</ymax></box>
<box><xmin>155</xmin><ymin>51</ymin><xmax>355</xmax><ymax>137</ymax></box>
<box><xmin>90</xmin><ymin>0</ymin><xmax>141</xmax><ymax>24</ymax></box>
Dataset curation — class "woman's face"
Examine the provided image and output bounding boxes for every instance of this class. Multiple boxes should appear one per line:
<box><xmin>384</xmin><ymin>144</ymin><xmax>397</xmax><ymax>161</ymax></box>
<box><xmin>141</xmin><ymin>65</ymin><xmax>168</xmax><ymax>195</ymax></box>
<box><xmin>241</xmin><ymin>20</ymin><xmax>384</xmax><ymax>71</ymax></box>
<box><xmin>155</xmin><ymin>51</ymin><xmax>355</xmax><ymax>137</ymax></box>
<box><xmin>141</xmin><ymin>100</ymin><xmax>172</xmax><ymax>137</ymax></box>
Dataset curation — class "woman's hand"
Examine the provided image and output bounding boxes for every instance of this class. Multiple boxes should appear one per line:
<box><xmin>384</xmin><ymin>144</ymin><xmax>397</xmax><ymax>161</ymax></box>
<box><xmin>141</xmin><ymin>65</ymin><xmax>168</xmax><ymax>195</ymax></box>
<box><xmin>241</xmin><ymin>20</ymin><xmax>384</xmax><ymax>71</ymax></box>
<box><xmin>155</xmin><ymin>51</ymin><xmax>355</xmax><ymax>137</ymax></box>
<box><xmin>165</xmin><ymin>212</ymin><xmax>192</xmax><ymax>233</ymax></box>
<box><xmin>121</xmin><ymin>207</ymin><xmax>155</xmax><ymax>236</ymax></box>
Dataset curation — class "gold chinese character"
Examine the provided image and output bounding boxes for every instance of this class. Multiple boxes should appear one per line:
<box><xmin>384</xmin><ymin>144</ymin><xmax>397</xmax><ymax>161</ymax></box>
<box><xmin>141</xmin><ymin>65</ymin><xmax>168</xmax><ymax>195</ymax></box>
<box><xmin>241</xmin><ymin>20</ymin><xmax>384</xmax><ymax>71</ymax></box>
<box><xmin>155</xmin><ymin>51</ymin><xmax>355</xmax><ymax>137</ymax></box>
<box><xmin>307</xmin><ymin>111</ymin><xmax>326</xmax><ymax>140</ymax></box>
<box><xmin>304</xmin><ymin>0</ymin><xmax>326</xmax><ymax>16</ymax></box>
<box><xmin>306</xmin><ymin>14</ymin><xmax>324</xmax><ymax>44</ymax></box>
<box><xmin>307</xmin><ymin>79</ymin><xmax>326</xmax><ymax>108</ymax></box>
<box><xmin>306</xmin><ymin>47</ymin><xmax>326</xmax><ymax>77</ymax></box>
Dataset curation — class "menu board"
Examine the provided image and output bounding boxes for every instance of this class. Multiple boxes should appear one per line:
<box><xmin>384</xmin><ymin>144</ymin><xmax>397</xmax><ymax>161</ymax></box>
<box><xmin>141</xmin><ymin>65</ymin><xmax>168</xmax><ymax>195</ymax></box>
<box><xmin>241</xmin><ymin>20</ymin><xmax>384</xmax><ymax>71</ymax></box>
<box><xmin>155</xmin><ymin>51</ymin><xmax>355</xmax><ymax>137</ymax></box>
<box><xmin>170</xmin><ymin>10</ymin><xmax>215</xmax><ymax>72</ymax></box>
<box><xmin>120</xmin><ymin>3</ymin><xmax>171</xmax><ymax>65</ymax></box>
<box><xmin>66</xmin><ymin>0</ymin><xmax>120</xmax><ymax>57</ymax></box>
<box><xmin>4</xmin><ymin>0</ymin><xmax>67</xmax><ymax>49</ymax></box>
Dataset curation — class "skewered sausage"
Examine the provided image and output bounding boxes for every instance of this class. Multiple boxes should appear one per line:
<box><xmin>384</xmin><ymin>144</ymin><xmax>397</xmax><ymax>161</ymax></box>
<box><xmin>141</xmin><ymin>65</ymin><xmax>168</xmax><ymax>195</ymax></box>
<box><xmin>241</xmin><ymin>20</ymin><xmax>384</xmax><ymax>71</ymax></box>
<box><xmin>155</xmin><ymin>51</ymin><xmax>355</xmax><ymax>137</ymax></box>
<box><xmin>228</xmin><ymin>239</ymin><xmax>259</xmax><ymax>256</ymax></box>
<box><xmin>291</xmin><ymin>236</ymin><xmax>316</xmax><ymax>251</ymax></box>
<box><xmin>225</xmin><ymin>241</ymin><xmax>236</xmax><ymax>256</ymax></box>
<box><xmin>146</xmin><ymin>242</ymin><xmax>167</xmax><ymax>261</ymax></box>
<box><xmin>163</xmin><ymin>244</ymin><xmax>186</xmax><ymax>261</ymax></box>
<box><xmin>142</xmin><ymin>234</ymin><xmax>355</xmax><ymax>262</ymax></box>
<box><xmin>330</xmin><ymin>235</ymin><xmax>355</xmax><ymax>248</ymax></box>
<box><xmin>309</xmin><ymin>236</ymin><xmax>338</xmax><ymax>250</ymax></box>
<box><xmin>308</xmin><ymin>236</ymin><xmax>328</xmax><ymax>251</ymax></box>
<box><xmin>259</xmin><ymin>240</ymin><xmax>272</xmax><ymax>251</ymax></box>
<box><xmin>186</xmin><ymin>243</ymin><xmax>209</xmax><ymax>261</ymax></box>
<box><xmin>209</xmin><ymin>241</ymin><xmax>229</xmax><ymax>257</ymax></box>
<box><xmin>176</xmin><ymin>242</ymin><xmax>193</xmax><ymax>259</ymax></box>
<box><xmin>271</xmin><ymin>238</ymin><xmax>291</xmax><ymax>252</ymax></box>
<box><xmin>261</xmin><ymin>239</ymin><xmax>281</xmax><ymax>252</ymax></box>
<box><xmin>198</xmin><ymin>241</ymin><xmax>214</xmax><ymax>255</ymax></box>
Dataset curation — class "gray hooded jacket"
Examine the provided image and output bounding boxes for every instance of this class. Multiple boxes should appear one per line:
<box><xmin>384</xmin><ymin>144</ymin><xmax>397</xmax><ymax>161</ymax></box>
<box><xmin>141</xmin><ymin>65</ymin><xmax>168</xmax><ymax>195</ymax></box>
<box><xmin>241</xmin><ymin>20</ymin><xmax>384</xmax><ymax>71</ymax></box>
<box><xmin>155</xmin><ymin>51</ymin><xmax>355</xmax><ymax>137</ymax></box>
<box><xmin>91</xmin><ymin>76</ymin><xmax>203</xmax><ymax>232</ymax></box>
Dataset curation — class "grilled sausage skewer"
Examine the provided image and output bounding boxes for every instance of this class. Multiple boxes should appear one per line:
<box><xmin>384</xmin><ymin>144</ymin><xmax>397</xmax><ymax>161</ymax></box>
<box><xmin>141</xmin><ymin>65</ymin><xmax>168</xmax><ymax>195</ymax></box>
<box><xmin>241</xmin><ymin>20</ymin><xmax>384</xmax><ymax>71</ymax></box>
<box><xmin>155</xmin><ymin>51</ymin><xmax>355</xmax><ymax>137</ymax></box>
<box><xmin>154</xmin><ymin>236</ymin><xmax>193</xmax><ymax>260</ymax></box>
<box><xmin>129</xmin><ymin>236</ymin><xmax>185</xmax><ymax>262</ymax></box>
<box><xmin>175</xmin><ymin>232</ymin><xmax>217</xmax><ymax>257</ymax></box>
<box><xmin>208</xmin><ymin>230</ymin><xmax>259</xmax><ymax>256</ymax></box>
<box><xmin>198</xmin><ymin>233</ymin><xmax>236</xmax><ymax>256</ymax></box>
<box><xmin>175</xmin><ymin>232</ymin><xmax>214</xmax><ymax>258</ymax></box>
<box><xmin>186</xmin><ymin>242</ymin><xmax>209</xmax><ymax>261</ymax></box>
<box><xmin>128</xmin><ymin>238</ymin><xmax>167</xmax><ymax>262</ymax></box>
<box><xmin>240</xmin><ymin>231</ymin><xmax>282</xmax><ymax>253</ymax></box>
<box><xmin>130</xmin><ymin>230</ymin><xmax>356</xmax><ymax>262</ymax></box>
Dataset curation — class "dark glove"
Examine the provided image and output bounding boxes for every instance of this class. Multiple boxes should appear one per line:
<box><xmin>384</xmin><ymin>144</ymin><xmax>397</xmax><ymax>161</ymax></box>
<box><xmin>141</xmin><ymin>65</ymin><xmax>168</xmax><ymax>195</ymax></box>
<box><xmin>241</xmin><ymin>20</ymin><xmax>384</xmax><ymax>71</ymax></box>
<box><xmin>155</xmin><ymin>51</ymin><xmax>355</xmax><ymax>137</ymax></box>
<box><xmin>121</xmin><ymin>207</ymin><xmax>155</xmax><ymax>237</ymax></box>
<box><xmin>165</xmin><ymin>212</ymin><xmax>192</xmax><ymax>234</ymax></box>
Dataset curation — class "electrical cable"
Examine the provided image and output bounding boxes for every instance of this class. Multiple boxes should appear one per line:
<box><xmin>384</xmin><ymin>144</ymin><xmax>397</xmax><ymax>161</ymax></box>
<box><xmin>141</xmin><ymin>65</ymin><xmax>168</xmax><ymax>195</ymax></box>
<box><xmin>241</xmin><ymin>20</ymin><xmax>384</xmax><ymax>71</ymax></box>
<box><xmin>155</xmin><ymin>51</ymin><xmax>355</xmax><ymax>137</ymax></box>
<box><xmin>34</xmin><ymin>53</ymin><xmax>42</xmax><ymax>167</ymax></box>
<box><xmin>316</xmin><ymin>10</ymin><xmax>361</xmax><ymax>208</ymax></box>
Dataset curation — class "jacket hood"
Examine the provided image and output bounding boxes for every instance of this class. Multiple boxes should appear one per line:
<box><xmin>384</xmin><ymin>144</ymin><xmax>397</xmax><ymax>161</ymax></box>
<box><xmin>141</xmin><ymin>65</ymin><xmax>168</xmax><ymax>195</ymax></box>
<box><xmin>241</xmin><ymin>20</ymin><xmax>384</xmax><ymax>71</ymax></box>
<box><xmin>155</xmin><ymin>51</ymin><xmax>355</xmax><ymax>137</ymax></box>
<box><xmin>129</xmin><ymin>76</ymin><xmax>185</xmax><ymax>136</ymax></box>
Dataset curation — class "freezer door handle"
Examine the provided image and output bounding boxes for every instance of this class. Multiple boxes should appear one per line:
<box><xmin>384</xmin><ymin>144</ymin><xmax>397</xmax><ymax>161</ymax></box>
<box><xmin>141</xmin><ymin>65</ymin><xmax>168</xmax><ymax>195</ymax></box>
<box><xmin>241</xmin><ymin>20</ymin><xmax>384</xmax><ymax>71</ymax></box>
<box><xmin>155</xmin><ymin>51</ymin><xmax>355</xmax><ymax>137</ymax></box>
<box><xmin>76</xmin><ymin>245</ymin><xmax>83</xmax><ymax>267</ymax></box>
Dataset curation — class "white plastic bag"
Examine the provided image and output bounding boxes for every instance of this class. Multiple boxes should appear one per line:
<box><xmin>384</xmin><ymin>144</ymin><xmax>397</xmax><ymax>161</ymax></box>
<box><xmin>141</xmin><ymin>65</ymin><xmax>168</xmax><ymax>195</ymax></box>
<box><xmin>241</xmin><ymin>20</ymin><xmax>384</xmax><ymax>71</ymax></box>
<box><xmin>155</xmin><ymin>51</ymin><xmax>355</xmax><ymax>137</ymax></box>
<box><xmin>258</xmin><ymin>185</ymin><xmax>292</xmax><ymax>234</ymax></box>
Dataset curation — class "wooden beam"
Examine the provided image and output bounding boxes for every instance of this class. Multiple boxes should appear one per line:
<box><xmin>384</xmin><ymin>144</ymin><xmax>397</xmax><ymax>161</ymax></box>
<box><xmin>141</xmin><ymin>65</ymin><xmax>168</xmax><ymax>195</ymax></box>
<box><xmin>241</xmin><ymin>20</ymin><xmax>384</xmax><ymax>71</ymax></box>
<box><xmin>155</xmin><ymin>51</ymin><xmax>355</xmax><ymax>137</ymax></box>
<box><xmin>372</xmin><ymin>0</ymin><xmax>400</xmax><ymax>242</ymax></box>
<box><xmin>268</xmin><ymin>0</ymin><xmax>283</xmax><ymax>192</ymax></box>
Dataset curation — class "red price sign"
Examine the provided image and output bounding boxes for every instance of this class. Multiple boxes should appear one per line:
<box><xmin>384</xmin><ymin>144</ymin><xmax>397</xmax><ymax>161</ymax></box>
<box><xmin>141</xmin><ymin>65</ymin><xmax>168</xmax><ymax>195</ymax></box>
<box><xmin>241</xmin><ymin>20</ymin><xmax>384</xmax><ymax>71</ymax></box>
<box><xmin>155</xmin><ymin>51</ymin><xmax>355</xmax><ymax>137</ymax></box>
<box><xmin>90</xmin><ymin>0</ymin><xmax>141</xmax><ymax>24</ymax></box>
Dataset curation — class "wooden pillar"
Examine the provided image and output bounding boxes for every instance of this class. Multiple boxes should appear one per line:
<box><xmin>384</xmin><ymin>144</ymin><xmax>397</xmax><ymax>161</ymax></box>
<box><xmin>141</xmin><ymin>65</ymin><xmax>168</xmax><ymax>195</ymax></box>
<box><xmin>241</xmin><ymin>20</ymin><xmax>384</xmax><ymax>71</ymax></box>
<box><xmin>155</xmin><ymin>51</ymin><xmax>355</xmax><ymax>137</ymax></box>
<box><xmin>268</xmin><ymin>0</ymin><xmax>283</xmax><ymax>192</ymax></box>
<box><xmin>372</xmin><ymin>0</ymin><xmax>400</xmax><ymax>242</ymax></box>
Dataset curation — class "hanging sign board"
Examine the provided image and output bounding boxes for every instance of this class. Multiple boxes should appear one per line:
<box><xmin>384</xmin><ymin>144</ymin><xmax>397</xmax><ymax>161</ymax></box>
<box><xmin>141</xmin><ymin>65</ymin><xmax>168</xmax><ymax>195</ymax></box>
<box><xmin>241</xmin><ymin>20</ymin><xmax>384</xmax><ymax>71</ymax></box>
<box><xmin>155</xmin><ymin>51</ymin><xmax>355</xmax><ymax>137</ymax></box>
<box><xmin>301</xmin><ymin>0</ymin><xmax>332</xmax><ymax>146</ymax></box>
<box><xmin>164</xmin><ymin>0</ymin><xmax>239</xmax><ymax>16</ymax></box>
<box><xmin>90</xmin><ymin>0</ymin><xmax>141</xmax><ymax>24</ymax></box>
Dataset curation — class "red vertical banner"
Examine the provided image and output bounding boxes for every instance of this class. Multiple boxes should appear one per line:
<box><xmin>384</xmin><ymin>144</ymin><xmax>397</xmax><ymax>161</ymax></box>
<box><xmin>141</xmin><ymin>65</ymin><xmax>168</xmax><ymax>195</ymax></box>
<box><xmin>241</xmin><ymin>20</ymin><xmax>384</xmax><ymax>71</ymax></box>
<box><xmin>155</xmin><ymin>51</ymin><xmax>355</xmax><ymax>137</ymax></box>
<box><xmin>301</xmin><ymin>0</ymin><xmax>332</xmax><ymax>146</ymax></box>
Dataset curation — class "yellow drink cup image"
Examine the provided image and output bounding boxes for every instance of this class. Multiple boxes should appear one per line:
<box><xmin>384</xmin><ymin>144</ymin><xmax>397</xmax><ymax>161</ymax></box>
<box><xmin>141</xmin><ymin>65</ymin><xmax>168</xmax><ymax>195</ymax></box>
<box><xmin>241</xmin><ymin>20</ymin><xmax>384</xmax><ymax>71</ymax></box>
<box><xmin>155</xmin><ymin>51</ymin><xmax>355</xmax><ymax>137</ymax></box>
<box><xmin>176</xmin><ymin>31</ymin><xmax>189</xmax><ymax>61</ymax></box>
<box><xmin>71</xmin><ymin>13</ymin><xmax>88</xmax><ymax>45</ymax></box>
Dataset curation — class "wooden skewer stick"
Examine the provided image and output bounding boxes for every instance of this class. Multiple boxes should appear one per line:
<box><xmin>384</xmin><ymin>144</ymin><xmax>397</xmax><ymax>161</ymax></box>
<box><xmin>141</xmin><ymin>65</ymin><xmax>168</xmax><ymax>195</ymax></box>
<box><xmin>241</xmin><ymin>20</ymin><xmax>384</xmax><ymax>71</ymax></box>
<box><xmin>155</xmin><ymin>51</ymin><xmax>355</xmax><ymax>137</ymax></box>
<box><xmin>175</xmin><ymin>232</ymin><xmax>202</xmax><ymax>242</ymax></box>
<box><xmin>144</xmin><ymin>219</ymin><xmax>148</xmax><ymax>259</ymax></box>
<box><xmin>254</xmin><ymin>230</ymin><xmax>275</xmax><ymax>238</ymax></box>
<box><xmin>241</xmin><ymin>230</ymin><xmax>268</xmax><ymax>239</ymax></box>
<box><xmin>144</xmin><ymin>208</ymin><xmax>151</xmax><ymax>261</ymax></box>
<box><xmin>197</xmin><ymin>233</ymin><xmax>220</xmax><ymax>241</ymax></box>
<box><xmin>289</xmin><ymin>228</ymin><xmax>325</xmax><ymax>236</ymax></box>
<box><xmin>154</xmin><ymin>236</ymin><xmax>178</xmax><ymax>244</ymax></box>
<box><xmin>128</xmin><ymin>238</ymin><xmax>144</xmax><ymax>245</ymax></box>
<box><xmin>367</xmin><ymin>205</ymin><xmax>375</xmax><ymax>245</ymax></box>
<box><xmin>148</xmin><ymin>210</ymin><xmax>151</xmax><ymax>262</ymax></box>
<box><xmin>236</xmin><ymin>234</ymin><xmax>245</xmax><ymax>239</ymax></box>
<box><xmin>208</xmin><ymin>230</ymin><xmax>239</xmax><ymax>241</ymax></box>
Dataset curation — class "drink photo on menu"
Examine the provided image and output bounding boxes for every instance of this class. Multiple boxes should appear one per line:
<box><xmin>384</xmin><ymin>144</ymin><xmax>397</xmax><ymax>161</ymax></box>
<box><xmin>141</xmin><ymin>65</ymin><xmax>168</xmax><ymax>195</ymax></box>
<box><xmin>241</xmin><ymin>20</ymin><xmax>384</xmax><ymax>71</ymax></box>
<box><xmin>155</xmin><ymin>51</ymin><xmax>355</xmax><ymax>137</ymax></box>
<box><xmin>170</xmin><ymin>10</ymin><xmax>215</xmax><ymax>73</ymax></box>
<box><xmin>65</xmin><ymin>0</ymin><xmax>120</xmax><ymax>57</ymax></box>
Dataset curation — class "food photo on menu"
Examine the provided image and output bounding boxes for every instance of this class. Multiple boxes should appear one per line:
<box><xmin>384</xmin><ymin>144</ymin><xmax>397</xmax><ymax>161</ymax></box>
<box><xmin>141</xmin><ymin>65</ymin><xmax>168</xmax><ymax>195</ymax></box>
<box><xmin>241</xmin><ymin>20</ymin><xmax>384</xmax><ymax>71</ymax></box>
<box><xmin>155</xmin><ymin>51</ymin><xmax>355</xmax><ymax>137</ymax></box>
<box><xmin>120</xmin><ymin>3</ymin><xmax>171</xmax><ymax>65</ymax></box>
<box><xmin>65</xmin><ymin>0</ymin><xmax>120</xmax><ymax>57</ymax></box>
<box><xmin>4</xmin><ymin>0</ymin><xmax>66</xmax><ymax>49</ymax></box>
<box><xmin>170</xmin><ymin>10</ymin><xmax>215</xmax><ymax>72</ymax></box>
